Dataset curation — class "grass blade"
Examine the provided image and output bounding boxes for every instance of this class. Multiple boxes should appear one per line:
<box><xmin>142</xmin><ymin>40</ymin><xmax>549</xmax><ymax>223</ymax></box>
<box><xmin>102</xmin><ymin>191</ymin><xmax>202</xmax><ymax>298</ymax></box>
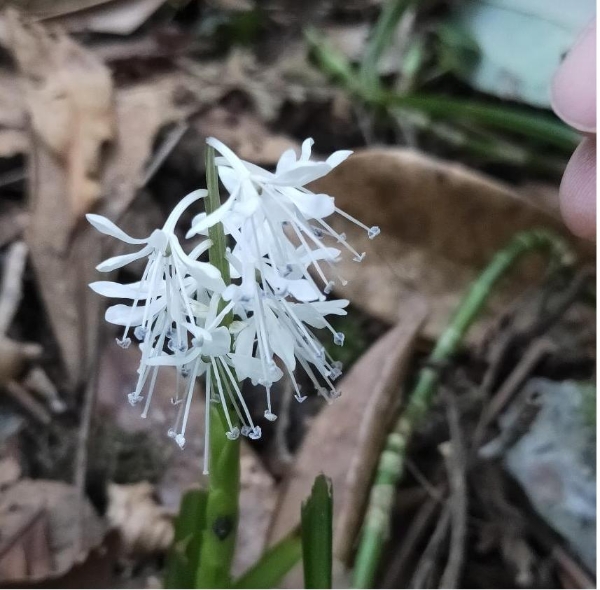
<box><xmin>164</xmin><ymin>488</ymin><xmax>209</xmax><ymax>589</ymax></box>
<box><xmin>233</xmin><ymin>528</ymin><xmax>302</xmax><ymax>589</ymax></box>
<box><xmin>301</xmin><ymin>475</ymin><xmax>333</xmax><ymax>589</ymax></box>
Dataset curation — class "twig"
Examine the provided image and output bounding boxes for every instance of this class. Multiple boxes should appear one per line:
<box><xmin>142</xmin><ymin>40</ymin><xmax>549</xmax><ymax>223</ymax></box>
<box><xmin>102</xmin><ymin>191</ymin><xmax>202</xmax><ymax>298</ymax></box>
<box><xmin>439</xmin><ymin>390</ymin><xmax>467</xmax><ymax>589</ymax></box>
<box><xmin>383</xmin><ymin>490</ymin><xmax>445</xmax><ymax>588</ymax></box>
<box><xmin>141</xmin><ymin>121</ymin><xmax>190</xmax><ymax>187</ymax></box>
<box><xmin>5</xmin><ymin>380</ymin><xmax>51</xmax><ymax>424</ymax></box>
<box><xmin>410</xmin><ymin>505</ymin><xmax>451</xmax><ymax>589</ymax></box>
<box><xmin>0</xmin><ymin>241</ymin><xmax>28</xmax><ymax>335</ymax></box>
<box><xmin>472</xmin><ymin>338</ymin><xmax>554</xmax><ymax>450</ymax></box>
<box><xmin>352</xmin><ymin>229</ymin><xmax>574</xmax><ymax>588</ymax></box>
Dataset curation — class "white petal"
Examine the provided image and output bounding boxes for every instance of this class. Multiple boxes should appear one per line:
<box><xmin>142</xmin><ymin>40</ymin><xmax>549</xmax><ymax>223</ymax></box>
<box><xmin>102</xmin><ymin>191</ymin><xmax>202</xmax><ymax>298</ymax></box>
<box><xmin>202</xmin><ymin>327</ymin><xmax>231</xmax><ymax>357</ymax></box>
<box><xmin>291</xmin><ymin>299</ymin><xmax>349</xmax><ymax>328</ymax></box>
<box><xmin>276</xmin><ymin>148</ymin><xmax>298</xmax><ymax>174</ymax></box>
<box><xmin>105</xmin><ymin>299</ymin><xmax>164</xmax><ymax>326</ymax></box>
<box><xmin>229</xmin><ymin>353</ymin><xmax>283</xmax><ymax>383</ymax></box>
<box><xmin>326</xmin><ymin>150</ymin><xmax>352</xmax><ymax>168</ymax></box>
<box><xmin>207</xmin><ymin>137</ymin><xmax>248</xmax><ymax>176</ymax></box>
<box><xmin>96</xmin><ymin>245</ymin><xmax>153</xmax><ymax>272</ymax></box>
<box><xmin>271</xmin><ymin>162</ymin><xmax>332</xmax><ymax>187</ymax></box>
<box><xmin>186</xmin><ymin>192</ymin><xmax>237</xmax><ymax>238</ymax></box>
<box><xmin>235</xmin><ymin>324</ymin><xmax>256</xmax><ymax>357</ymax></box>
<box><xmin>300</xmin><ymin>138</ymin><xmax>314</xmax><ymax>161</ymax></box>
<box><xmin>145</xmin><ymin>348</ymin><xmax>202</xmax><ymax>366</ymax></box>
<box><xmin>89</xmin><ymin>280</ymin><xmax>148</xmax><ymax>299</ymax></box>
<box><xmin>163</xmin><ymin>189</ymin><xmax>207</xmax><ymax>233</ymax></box>
<box><xmin>287</xmin><ymin>190</ymin><xmax>335</xmax><ymax>219</ymax></box>
<box><xmin>287</xmin><ymin>279</ymin><xmax>321</xmax><ymax>302</ymax></box>
<box><xmin>188</xmin><ymin>239</ymin><xmax>212</xmax><ymax>261</ymax></box>
<box><xmin>170</xmin><ymin>238</ymin><xmax>225</xmax><ymax>292</ymax></box>
<box><xmin>86</xmin><ymin>214</ymin><xmax>148</xmax><ymax>244</ymax></box>
<box><xmin>266</xmin><ymin>308</ymin><xmax>295</xmax><ymax>370</ymax></box>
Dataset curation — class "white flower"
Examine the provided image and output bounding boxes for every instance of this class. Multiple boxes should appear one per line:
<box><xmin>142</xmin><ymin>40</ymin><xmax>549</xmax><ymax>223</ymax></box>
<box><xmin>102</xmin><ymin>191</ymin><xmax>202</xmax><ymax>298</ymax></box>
<box><xmin>88</xmin><ymin>189</ymin><xmax>224</xmax><ymax>357</ymax></box>
<box><xmin>187</xmin><ymin>137</ymin><xmax>380</xmax><ymax>298</ymax></box>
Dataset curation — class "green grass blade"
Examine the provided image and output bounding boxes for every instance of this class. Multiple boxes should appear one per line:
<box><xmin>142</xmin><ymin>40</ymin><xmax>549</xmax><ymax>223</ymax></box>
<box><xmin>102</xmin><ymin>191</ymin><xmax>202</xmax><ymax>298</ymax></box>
<box><xmin>388</xmin><ymin>94</ymin><xmax>580</xmax><ymax>151</ymax></box>
<box><xmin>164</xmin><ymin>488</ymin><xmax>209</xmax><ymax>589</ymax></box>
<box><xmin>233</xmin><ymin>528</ymin><xmax>302</xmax><ymax>589</ymax></box>
<box><xmin>359</xmin><ymin>0</ymin><xmax>414</xmax><ymax>89</ymax></box>
<box><xmin>301</xmin><ymin>475</ymin><xmax>333</xmax><ymax>589</ymax></box>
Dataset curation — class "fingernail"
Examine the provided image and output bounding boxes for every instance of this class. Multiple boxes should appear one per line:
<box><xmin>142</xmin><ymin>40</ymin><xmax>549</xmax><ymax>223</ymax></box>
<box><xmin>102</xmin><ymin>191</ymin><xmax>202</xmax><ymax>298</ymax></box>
<box><xmin>551</xmin><ymin>20</ymin><xmax>596</xmax><ymax>133</ymax></box>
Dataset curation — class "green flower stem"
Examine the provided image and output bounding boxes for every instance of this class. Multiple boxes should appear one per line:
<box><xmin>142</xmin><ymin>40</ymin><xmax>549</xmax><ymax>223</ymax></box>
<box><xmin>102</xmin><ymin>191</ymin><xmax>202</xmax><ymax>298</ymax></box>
<box><xmin>195</xmin><ymin>146</ymin><xmax>240</xmax><ymax>588</ymax></box>
<box><xmin>352</xmin><ymin>229</ymin><xmax>575</xmax><ymax>589</ymax></box>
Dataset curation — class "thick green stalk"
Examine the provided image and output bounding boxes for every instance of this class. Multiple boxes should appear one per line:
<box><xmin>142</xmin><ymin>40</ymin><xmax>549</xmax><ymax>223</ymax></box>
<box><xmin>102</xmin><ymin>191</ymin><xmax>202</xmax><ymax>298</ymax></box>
<box><xmin>352</xmin><ymin>229</ymin><xmax>574</xmax><ymax>588</ymax></box>
<box><xmin>195</xmin><ymin>146</ymin><xmax>240</xmax><ymax>588</ymax></box>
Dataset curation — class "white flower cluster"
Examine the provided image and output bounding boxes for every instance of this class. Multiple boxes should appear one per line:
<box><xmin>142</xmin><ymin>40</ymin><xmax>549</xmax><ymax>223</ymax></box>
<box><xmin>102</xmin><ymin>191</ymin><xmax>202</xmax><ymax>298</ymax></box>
<box><xmin>88</xmin><ymin>138</ymin><xmax>379</xmax><ymax>470</ymax></box>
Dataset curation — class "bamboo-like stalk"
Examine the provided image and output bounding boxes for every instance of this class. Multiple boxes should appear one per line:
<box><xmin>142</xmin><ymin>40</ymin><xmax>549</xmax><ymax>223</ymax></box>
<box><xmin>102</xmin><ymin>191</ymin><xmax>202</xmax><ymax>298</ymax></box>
<box><xmin>352</xmin><ymin>229</ymin><xmax>575</xmax><ymax>588</ymax></box>
<box><xmin>195</xmin><ymin>146</ymin><xmax>241</xmax><ymax>588</ymax></box>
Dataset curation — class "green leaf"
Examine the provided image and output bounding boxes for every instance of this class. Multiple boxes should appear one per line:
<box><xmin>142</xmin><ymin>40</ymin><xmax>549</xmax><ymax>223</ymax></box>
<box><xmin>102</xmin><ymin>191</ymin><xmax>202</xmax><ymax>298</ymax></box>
<box><xmin>233</xmin><ymin>528</ymin><xmax>302</xmax><ymax>589</ymax></box>
<box><xmin>446</xmin><ymin>0</ymin><xmax>595</xmax><ymax>107</ymax></box>
<box><xmin>301</xmin><ymin>475</ymin><xmax>333</xmax><ymax>589</ymax></box>
<box><xmin>164</xmin><ymin>489</ymin><xmax>209</xmax><ymax>589</ymax></box>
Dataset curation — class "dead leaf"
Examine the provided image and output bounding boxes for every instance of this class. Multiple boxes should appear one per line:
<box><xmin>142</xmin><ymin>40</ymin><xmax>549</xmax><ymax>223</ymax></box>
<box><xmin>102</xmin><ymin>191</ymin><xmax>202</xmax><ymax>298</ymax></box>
<box><xmin>2</xmin><ymin>17</ymin><xmax>200</xmax><ymax>387</ymax></box>
<box><xmin>196</xmin><ymin>107</ymin><xmax>300</xmax><ymax>167</ymax></box>
<box><xmin>3</xmin><ymin>9</ymin><xmax>115</xmax><ymax>220</ymax></box>
<box><xmin>0</xmin><ymin>479</ymin><xmax>105</xmax><ymax>584</ymax></box>
<box><xmin>106</xmin><ymin>482</ymin><xmax>174</xmax><ymax>556</ymax></box>
<box><xmin>310</xmin><ymin>149</ymin><xmax>594</xmax><ymax>343</ymax></box>
<box><xmin>267</xmin><ymin>294</ymin><xmax>428</xmax><ymax>585</ymax></box>
<box><xmin>42</xmin><ymin>0</ymin><xmax>167</xmax><ymax>36</ymax></box>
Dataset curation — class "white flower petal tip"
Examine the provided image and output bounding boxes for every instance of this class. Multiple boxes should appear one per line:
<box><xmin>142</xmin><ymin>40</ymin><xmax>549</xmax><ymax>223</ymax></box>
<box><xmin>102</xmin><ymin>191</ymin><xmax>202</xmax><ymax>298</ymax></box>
<box><xmin>295</xmin><ymin>394</ymin><xmax>307</xmax><ymax>403</ymax></box>
<box><xmin>175</xmin><ymin>434</ymin><xmax>186</xmax><ymax>449</ymax></box>
<box><xmin>333</xmin><ymin>332</ymin><xmax>345</xmax><ymax>346</ymax></box>
<box><xmin>249</xmin><ymin>426</ymin><xmax>262</xmax><ymax>440</ymax></box>
<box><xmin>226</xmin><ymin>427</ymin><xmax>240</xmax><ymax>440</ymax></box>
<box><xmin>116</xmin><ymin>337</ymin><xmax>131</xmax><ymax>349</ymax></box>
<box><xmin>264</xmin><ymin>411</ymin><xmax>278</xmax><ymax>422</ymax></box>
<box><xmin>368</xmin><ymin>226</ymin><xmax>380</xmax><ymax>239</ymax></box>
<box><xmin>134</xmin><ymin>326</ymin><xmax>147</xmax><ymax>342</ymax></box>
<box><xmin>127</xmin><ymin>392</ymin><xmax>143</xmax><ymax>406</ymax></box>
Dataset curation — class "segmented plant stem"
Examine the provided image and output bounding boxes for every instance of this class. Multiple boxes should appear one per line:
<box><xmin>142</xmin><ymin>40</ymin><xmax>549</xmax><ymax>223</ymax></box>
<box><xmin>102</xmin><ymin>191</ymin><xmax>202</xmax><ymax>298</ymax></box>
<box><xmin>352</xmin><ymin>229</ymin><xmax>574</xmax><ymax>588</ymax></box>
<box><xmin>195</xmin><ymin>146</ymin><xmax>240</xmax><ymax>588</ymax></box>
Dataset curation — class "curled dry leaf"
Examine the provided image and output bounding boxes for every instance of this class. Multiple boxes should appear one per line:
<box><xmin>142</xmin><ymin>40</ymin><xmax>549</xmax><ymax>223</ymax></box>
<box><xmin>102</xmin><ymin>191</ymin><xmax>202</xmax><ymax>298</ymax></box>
<box><xmin>106</xmin><ymin>481</ymin><xmax>174</xmax><ymax>556</ymax></box>
<box><xmin>310</xmin><ymin>149</ymin><xmax>594</xmax><ymax>342</ymax></box>
<box><xmin>0</xmin><ymin>479</ymin><xmax>105</xmax><ymax>585</ymax></box>
<box><xmin>267</xmin><ymin>294</ymin><xmax>428</xmax><ymax>586</ymax></box>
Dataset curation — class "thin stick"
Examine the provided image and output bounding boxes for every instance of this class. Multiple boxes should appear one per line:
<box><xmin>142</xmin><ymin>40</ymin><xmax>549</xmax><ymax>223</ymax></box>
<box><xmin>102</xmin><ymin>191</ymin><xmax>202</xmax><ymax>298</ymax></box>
<box><xmin>0</xmin><ymin>241</ymin><xmax>28</xmax><ymax>335</ymax></box>
<box><xmin>439</xmin><ymin>391</ymin><xmax>467</xmax><ymax>589</ymax></box>
<box><xmin>352</xmin><ymin>230</ymin><xmax>574</xmax><ymax>588</ymax></box>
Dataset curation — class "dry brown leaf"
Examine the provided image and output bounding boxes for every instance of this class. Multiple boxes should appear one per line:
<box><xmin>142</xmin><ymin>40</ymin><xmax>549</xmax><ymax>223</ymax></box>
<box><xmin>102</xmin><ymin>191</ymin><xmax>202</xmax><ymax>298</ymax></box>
<box><xmin>3</xmin><ymin>24</ymin><xmax>200</xmax><ymax>386</ymax></box>
<box><xmin>3</xmin><ymin>9</ymin><xmax>115</xmax><ymax>220</ymax></box>
<box><xmin>196</xmin><ymin>107</ymin><xmax>300</xmax><ymax>167</ymax></box>
<box><xmin>267</xmin><ymin>294</ymin><xmax>428</xmax><ymax>584</ymax></box>
<box><xmin>106</xmin><ymin>481</ymin><xmax>174</xmax><ymax>556</ymax></box>
<box><xmin>43</xmin><ymin>0</ymin><xmax>167</xmax><ymax>35</ymax></box>
<box><xmin>310</xmin><ymin>149</ymin><xmax>594</xmax><ymax>343</ymax></box>
<box><xmin>0</xmin><ymin>479</ymin><xmax>105</xmax><ymax>584</ymax></box>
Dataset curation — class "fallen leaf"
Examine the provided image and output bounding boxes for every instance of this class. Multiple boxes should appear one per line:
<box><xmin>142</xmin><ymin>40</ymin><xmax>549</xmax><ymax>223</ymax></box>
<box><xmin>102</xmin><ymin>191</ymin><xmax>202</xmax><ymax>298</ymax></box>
<box><xmin>43</xmin><ymin>0</ymin><xmax>167</xmax><ymax>36</ymax></box>
<box><xmin>3</xmin><ymin>9</ymin><xmax>115</xmax><ymax>220</ymax></box>
<box><xmin>267</xmin><ymin>294</ymin><xmax>428</xmax><ymax>586</ymax></box>
<box><xmin>0</xmin><ymin>479</ymin><xmax>105</xmax><ymax>585</ymax></box>
<box><xmin>310</xmin><ymin>149</ymin><xmax>594</xmax><ymax>343</ymax></box>
<box><xmin>1</xmin><ymin>12</ymin><xmax>201</xmax><ymax>387</ymax></box>
<box><xmin>106</xmin><ymin>481</ymin><xmax>174</xmax><ymax>556</ymax></box>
